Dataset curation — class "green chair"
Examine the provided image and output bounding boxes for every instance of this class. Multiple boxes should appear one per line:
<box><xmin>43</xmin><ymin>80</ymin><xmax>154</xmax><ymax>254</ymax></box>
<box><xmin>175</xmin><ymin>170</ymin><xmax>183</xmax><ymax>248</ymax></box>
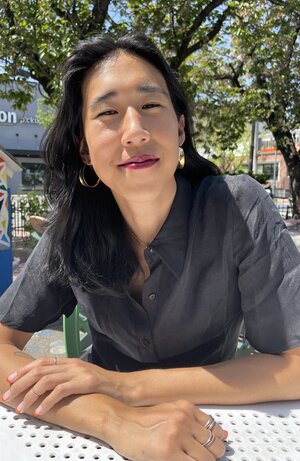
<box><xmin>30</xmin><ymin>227</ymin><xmax>92</xmax><ymax>359</ymax></box>
<box><xmin>63</xmin><ymin>305</ymin><xmax>92</xmax><ymax>358</ymax></box>
<box><xmin>235</xmin><ymin>323</ymin><xmax>256</xmax><ymax>358</ymax></box>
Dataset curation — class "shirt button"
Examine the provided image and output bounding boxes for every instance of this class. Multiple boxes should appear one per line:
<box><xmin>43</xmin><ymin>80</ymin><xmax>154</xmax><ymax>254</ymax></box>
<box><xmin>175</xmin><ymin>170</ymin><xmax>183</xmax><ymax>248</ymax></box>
<box><xmin>141</xmin><ymin>337</ymin><xmax>152</xmax><ymax>347</ymax></box>
<box><xmin>148</xmin><ymin>247</ymin><xmax>154</xmax><ymax>254</ymax></box>
<box><xmin>148</xmin><ymin>293</ymin><xmax>156</xmax><ymax>301</ymax></box>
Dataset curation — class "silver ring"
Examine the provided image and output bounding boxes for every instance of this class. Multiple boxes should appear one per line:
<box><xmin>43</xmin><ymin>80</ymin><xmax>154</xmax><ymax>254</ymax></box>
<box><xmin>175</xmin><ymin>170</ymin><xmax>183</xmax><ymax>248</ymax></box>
<box><xmin>202</xmin><ymin>430</ymin><xmax>215</xmax><ymax>448</ymax></box>
<box><xmin>205</xmin><ymin>415</ymin><xmax>216</xmax><ymax>431</ymax></box>
<box><xmin>31</xmin><ymin>388</ymin><xmax>41</xmax><ymax>397</ymax></box>
<box><xmin>54</xmin><ymin>356</ymin><xmax>58</xmax><ymax>365</ymax></box>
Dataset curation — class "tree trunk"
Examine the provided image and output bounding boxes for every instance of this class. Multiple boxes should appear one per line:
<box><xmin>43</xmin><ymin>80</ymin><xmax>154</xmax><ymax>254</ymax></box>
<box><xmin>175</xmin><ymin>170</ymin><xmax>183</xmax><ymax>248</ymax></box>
<box><xmin>271</xmin><ymin>128</ymin><xmax>300</xmax><ymax>218</ymax></box>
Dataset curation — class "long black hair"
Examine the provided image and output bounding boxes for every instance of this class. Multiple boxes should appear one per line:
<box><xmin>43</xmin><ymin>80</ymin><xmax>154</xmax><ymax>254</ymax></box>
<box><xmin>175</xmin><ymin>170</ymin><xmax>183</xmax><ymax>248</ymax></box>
<box><xmin>43</xmin><ymin>34</ymin><xmax>220</xmax><ymax>293</ymax></box>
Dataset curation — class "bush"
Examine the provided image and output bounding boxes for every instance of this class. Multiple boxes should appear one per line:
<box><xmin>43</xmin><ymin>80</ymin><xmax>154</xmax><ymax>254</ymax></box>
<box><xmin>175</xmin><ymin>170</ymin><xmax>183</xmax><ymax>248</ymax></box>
<box><xmin>225</xmin><ymin>169</ymin><xmax>270</xmax><ymax>185</ymax></box>
<box><xmin>15</xmin><ymin>192</ymin><xmax>49</xmax><ymax>233</ymax></box>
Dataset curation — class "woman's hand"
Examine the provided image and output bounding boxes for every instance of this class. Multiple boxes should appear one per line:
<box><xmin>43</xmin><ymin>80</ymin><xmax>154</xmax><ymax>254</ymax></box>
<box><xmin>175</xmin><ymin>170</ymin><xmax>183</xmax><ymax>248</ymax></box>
<box><xmin>2</xmin><ymin>356</ymin><xmax>128</xmax><ymax>415</ymax></box>
<box><xmin>2</xmin><ymin>356</ymin><xmax>228</xmax><ymax>460</ymax></box>
<box><xmin>114</xmin><ymin>400</ymin><xmax>227</xmax><ymax>461</ymax></box>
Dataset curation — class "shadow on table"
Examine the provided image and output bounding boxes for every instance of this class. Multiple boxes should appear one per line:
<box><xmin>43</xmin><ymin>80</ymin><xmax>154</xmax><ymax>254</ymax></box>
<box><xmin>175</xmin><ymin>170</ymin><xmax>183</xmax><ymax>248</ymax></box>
<box><xmin>222</xmin><ymin>442</ymin><xmax>235</xmax><ymax>460</ymax></box>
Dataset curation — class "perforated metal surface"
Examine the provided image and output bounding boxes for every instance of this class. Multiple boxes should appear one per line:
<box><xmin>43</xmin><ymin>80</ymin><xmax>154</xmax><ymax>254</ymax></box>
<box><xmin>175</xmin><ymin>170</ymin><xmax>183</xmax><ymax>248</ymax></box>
<box><xmin>0</xmin><ymin>405</ymin><xmax>124</xmax><ymax>461</ymax></box>
<box><xmin>203</xmin><ymin>402</ymin><xmax>300</xmax><ymax>461</ymax></box>
<box><xmin>1</xmin><ymin>401</ymin><xmax>300</xmax><ymax>460</ymax></box>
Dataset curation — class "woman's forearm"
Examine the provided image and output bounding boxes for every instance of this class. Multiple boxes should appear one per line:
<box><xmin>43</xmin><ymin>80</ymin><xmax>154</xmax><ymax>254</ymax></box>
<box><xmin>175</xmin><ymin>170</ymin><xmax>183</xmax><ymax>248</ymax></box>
<box><xmin>0</xmin><ymin>343</ymin><xmax>227</xmax><ymax>460</ymax></box>
<box><xmin>129</xmin><ymin>348</ymin><xmax>300</xmax><ymax>406</ymax></box>
<box><xmin>0</xmin><ymin>343</ymin><xmax>126</xmax><ymax>444</ymax></box>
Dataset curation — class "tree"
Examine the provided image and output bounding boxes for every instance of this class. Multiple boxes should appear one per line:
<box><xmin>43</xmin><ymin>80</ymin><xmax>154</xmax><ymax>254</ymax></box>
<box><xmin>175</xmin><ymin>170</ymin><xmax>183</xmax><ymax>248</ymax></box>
<box><xmin>128</xmin><ymin>0</ymin><xmax>300</xmax><ymax>216</ymax></box>
<box><xmin>0</xmin><ymin>0</ymin><xmax>234</xmax><ymax>107</ymax></box>
<box><xmin>0</xmin><ymin>0</ymin><xmax>115</xmax><ymax>108</ymax></box>
<box><xmin>208</xmin><ymin>125</ymin><xmax>250</xmax><ymax>173</ymax></box>
<box><xmin>188</xmin><ymin>0</ymin><xmax>300</xmax><ymax>216</ymax></box>
<box><xmin>1</xmin><ymin>0</ymin><xmax>300</xmax><ymax>215</ymax></box>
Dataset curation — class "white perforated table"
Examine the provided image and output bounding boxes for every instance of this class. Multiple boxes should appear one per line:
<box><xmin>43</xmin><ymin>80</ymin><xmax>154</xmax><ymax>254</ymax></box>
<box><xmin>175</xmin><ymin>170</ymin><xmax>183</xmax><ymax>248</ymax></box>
<box><xmin>1</xmin><ymin>401</ymin><xmax>300</xmax><ymax>460</ymax></box>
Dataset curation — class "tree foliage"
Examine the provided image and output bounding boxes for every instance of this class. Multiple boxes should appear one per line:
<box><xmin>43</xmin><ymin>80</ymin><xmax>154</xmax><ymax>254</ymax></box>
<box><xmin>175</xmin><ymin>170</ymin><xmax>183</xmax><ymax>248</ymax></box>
<box><xmin>0</xmin><ymin>0</ymin><xmax>114</xmax><ymax>108</ymax></box>
<box><xmin>190</xmin><ymin>0</ymin><xmax>300</xmax><ymax>214</ymax></box>
<box><xmin>1</xmin><ymin>0</ymin><xmax>300</xmax><ymax>214</ymax></box>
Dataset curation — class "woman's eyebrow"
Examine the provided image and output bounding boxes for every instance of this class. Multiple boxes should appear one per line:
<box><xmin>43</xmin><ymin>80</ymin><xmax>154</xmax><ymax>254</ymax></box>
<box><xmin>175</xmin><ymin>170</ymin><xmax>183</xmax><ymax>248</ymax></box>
<box><xmin>89</xmin><ymin>84</ymin><xmax>168</xmax><ymax>111</ymax></box>
<box><xmin>138</xmin><ymin>83</ymin><xmax>168</xmax><ymax>96</ymax></box>
<box><xmin>89</xmin><ymin>91</ymin><xmax>116</xmax><ymax>111</ymax></box>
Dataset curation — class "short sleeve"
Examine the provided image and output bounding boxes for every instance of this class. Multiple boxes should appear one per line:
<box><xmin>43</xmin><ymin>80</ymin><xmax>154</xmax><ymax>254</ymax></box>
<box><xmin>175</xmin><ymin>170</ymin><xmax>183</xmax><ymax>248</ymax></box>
<box><xmin>0</xmin><ymin>232</ymin><xmax>77</xmax><ymax>332</ymax></box>
<box><xmin>230</xmin><ymin>174</ymin><xmax>300</xmax><ymax>353</ymax></box>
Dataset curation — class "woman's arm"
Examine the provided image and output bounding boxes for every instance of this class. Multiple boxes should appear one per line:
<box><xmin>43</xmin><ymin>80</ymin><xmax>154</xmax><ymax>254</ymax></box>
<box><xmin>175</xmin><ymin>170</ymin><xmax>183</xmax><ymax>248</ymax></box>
<box><xmin>6</xmin><ymin>322</ymin><xmax>300</xmax><ymax>408</ymax></box>
<box><xmin>6</xmin><ymin>332</ymin><xmax>300</xmax><ymax>409</ymax></box>
<box><xmin>127</xmin><ymin>347</ymin><xmax>300</xmax><ymax>406</ymax></box>
<box><xmin>0</xmin><ymin>324</ymin><xmax>226</xmax><ymax>461</ymax></box>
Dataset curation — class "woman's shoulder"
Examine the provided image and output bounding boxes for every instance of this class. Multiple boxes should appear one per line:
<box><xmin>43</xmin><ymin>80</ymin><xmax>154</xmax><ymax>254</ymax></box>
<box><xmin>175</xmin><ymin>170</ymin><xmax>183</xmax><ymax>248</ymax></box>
<box><xmin>194</xmin><ymin>173</ymin><xmax>267</xmax><ymax>205</ymax></box>
<box><xmin>196</xmin><ymin>172</ymin><xmax>261</xmax><ymax>190</ymax></box>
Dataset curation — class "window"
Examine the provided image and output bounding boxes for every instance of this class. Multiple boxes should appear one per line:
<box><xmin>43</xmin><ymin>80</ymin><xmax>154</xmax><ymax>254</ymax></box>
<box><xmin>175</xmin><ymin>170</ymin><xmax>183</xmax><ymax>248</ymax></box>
<box><xmin>293</xmin><ymin>129</ymin><xmax>300</xmax><ymax>147</ymax></box>
<box><xmin>259</xmin><ymin>136</ymin><xmax>276</xmax><ymax>152</ymax></box>
<box><xmin>256</xmin><ymin>162</ymin><xmax>279</xmax><ymax>180</ymax></box>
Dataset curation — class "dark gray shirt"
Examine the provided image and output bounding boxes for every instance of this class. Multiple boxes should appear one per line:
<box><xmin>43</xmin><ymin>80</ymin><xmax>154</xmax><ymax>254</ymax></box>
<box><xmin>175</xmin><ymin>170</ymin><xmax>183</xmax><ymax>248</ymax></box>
<box><xmin>1</xmin><ymin>174</ymin><xmax>300</xmax><ymax>371</ymax></box>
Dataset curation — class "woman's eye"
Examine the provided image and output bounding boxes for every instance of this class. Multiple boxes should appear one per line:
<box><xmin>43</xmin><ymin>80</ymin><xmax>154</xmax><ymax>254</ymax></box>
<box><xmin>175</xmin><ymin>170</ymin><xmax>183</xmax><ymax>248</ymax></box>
<box><xmin>98</xmin><ymin>110</ymin><xmax>117</xmax><ymax>117</ymax></box>
<box><xmin>143</xmin><ymin>103</ymin><xmax>160</xmax><ymax>109</ymax></box>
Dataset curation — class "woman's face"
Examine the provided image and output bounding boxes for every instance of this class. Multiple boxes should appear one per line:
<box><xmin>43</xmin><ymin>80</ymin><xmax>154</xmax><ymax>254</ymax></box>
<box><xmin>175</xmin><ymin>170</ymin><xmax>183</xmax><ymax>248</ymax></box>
<box><xmin>81</xmin><ymin>51</ymin><xmax>185</xmax><ymax>203</ymax></box>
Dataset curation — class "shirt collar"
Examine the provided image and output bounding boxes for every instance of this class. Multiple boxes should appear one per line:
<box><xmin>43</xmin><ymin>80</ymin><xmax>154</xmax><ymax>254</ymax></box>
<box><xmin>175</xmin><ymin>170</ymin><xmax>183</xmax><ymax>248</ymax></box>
<box><xmin>148</xmin><ymin>173</ymin><xmax>193</xmax><ymax>279</ymax></box>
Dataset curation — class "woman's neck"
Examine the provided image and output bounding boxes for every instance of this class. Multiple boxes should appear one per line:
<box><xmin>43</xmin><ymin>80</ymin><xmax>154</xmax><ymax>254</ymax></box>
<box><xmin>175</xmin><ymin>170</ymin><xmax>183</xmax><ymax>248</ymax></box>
<box><xmin>113</xmin><ymin>177</ymin><xmax>177</xmax><ymax>248</ymax></box>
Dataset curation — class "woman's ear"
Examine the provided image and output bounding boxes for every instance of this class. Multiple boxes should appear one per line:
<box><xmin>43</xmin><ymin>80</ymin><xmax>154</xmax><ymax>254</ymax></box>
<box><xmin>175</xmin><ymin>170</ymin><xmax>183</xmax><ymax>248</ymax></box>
<box><xmin>79</xmin><ymin>138</ymin><xmax>91</xmax><ymax>164</ymax></box>
<box><xmin>178</xmin><ymin>115</ymin><xmax>185</xmax><ymax>146</ymax></box>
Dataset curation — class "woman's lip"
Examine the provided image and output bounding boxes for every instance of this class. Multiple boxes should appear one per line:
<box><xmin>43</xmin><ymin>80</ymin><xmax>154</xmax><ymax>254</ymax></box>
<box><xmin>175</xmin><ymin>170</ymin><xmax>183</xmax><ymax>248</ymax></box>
<box><xmin>119</xmin><ymin>155</ymin><xmax>158</xmax><ymax>166</ymax></box>
<box><xmin>120</xmin><ymin>158</ymin><xmax>159</xmax><ymax>170</ymax></box>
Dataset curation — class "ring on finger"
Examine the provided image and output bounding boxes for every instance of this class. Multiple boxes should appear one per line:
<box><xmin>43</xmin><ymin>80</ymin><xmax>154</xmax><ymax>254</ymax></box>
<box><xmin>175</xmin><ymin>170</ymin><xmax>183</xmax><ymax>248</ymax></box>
<box><xmin>31</xmin><ymin>388</ymin><xmax>41</xmax><ymax>398</ymax></box>
<box><xmin>202</xmin><ymin>430</ymin><xmax>215</xmax><ymax>448</ymax></box>
<box><xmin>205</xmin><ymin>415</ymin><xmax>216</xmax><ymax>431</ymax></box>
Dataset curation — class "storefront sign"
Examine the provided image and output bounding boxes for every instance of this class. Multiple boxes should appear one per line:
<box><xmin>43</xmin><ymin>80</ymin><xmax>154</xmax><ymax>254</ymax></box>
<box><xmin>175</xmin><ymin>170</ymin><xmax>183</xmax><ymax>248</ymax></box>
<box><xmin>0</xmin><ymin>110</ymin><xmax>39</xmax><ymax>125</ymax></box>
<box><xmin>0</xmin><ymin>110</ymin><xmax>17</xmax><ymax>124</ymax></box>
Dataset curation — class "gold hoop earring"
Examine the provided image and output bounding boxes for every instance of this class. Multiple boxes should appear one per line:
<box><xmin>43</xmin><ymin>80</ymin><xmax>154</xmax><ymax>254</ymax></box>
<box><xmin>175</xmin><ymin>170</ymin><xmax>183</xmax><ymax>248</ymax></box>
<box><xmin>177</xmin><ymin>147</ymin><xmax>185</xmax><ymax>169</ymax></box>
<box><xmin>79</xmin><ymin>164</ymin><xmax>101</xmax><ymax>188</ymax></box>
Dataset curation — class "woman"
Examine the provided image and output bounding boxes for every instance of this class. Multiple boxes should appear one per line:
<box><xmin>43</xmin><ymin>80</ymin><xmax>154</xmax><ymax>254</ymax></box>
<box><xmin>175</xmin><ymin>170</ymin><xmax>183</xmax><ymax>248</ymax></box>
<box><xmin>1</xmin><ymin>34</ymin><xmax>300</xmax><ymax>461</ymax></box>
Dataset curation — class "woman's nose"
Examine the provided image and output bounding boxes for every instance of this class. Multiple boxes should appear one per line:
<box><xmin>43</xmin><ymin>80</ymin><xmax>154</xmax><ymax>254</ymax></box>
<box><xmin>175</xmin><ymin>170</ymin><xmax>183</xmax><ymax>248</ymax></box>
<box><xmin>121</xmin><ymin>107</ymin><xmax>150</xmax><ymax>146</ymax></box>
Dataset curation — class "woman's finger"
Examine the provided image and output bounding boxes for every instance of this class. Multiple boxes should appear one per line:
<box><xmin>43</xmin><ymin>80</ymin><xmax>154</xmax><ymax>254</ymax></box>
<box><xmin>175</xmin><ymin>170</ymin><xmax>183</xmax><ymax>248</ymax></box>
<box><xmin>34</xmin><ymin>381</ymin><xmax>84</xmax><ymax>415</ymax></box>
<box><xmin>3</xmin><ymin>365</ymin><xmax>69</xmax><ymax>403</ymax></box>
<box><xmin>182</xmin><ymin>437</ymin><xmax>216</xmax><ymax>461</ymax></box>
<box><xmin>15</xmin><ymin>387</ymin><xmax>44</xmax><ymax>414</ymax></box>
<box><xmin>14</xmin><ymin>372</ymin><xmax>77</xmax><ymax>414</ymax></box>
<box><xmin>15</xmin><ymin>372</ymin><xmax>96</xmax><ymax>415</ymax></box>
<box><xmin>195</xmin><ymin>410</ymin><xmax>227</xmax><ymax>441</ymax></box>
<box><xmin>192</xmin><ymin>428</ymin><xmax>225</xmax><ymax>460</ymax></box>
<box><xmin>173</xmin><ymin>403</ymin><xmax>227</xmax><ymax>442</ymax></box>
<box><xmin>6</xmin><ymin>356</ymin><xmax>70</xmax><ymax>383</ymax></box>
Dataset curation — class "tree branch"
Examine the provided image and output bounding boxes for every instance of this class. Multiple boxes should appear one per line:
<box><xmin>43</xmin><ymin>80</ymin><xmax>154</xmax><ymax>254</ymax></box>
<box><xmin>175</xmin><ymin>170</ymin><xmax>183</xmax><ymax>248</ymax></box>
<box><xmin>170</xmin><ymin>3</ymin><xmax>178</xmax><ymax>41</ymax></box>
<box><xmin>90</xmin><ymin>0</ymin><xmax>111</xmax><ymax>30</ymax></box>
<box><xmin>3</xmin><ymin>0</ymin><xmax>15</xmax><ymax>28</ymax></box>
<box><xmin>267</xmin><ymin>0</ymin><xmax>286</xmax><ymax>6</ymax></box>
<box><xmin>284</xmin><ymin>24</ymin><xmax>300</xmax><ymax>70</ymax></box>
<box><xmin>209</xmin><ymin>71</ymin><xmax>245</xmax><ymax>94</ymax></box>
<box><xmin>182</xmin><ymin>0</ymin><xmax>228</xmax><ymax>46</ymax></box>
<box><xmin>50</xmin><ymin>2</ymin><xmax>74</xmax><ymax>22</ymax></box>
<box><xmin>173</xmin><ymin>5</ymin><xmax>232</xmax><ymax>67</ymax></box>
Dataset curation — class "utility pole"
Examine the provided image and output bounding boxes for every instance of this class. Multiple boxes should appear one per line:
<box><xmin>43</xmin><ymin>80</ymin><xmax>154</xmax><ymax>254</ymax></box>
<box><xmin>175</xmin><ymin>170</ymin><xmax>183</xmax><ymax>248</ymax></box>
<box><xmin>248</xmin><ymin>122</ymin><xmax>255</xmax><ymax>173</ymax></box>
<box><xmin>272</xmin><ymin>149</ymin><xmax>277</xmax><ymax>197</ymax></box>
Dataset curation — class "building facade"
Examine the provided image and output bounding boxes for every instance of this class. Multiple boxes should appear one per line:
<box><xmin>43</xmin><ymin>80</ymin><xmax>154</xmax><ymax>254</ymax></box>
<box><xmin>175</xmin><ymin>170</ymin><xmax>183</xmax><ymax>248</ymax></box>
<box><xmin>0</xmin><ymin>83</ymin><xmax>46</xmax><ymax>194</ymax></box>
<box><xmin>256</xmin><ymin>125</ymin><xmax>300</xmax><ymax>197</ymax></box>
